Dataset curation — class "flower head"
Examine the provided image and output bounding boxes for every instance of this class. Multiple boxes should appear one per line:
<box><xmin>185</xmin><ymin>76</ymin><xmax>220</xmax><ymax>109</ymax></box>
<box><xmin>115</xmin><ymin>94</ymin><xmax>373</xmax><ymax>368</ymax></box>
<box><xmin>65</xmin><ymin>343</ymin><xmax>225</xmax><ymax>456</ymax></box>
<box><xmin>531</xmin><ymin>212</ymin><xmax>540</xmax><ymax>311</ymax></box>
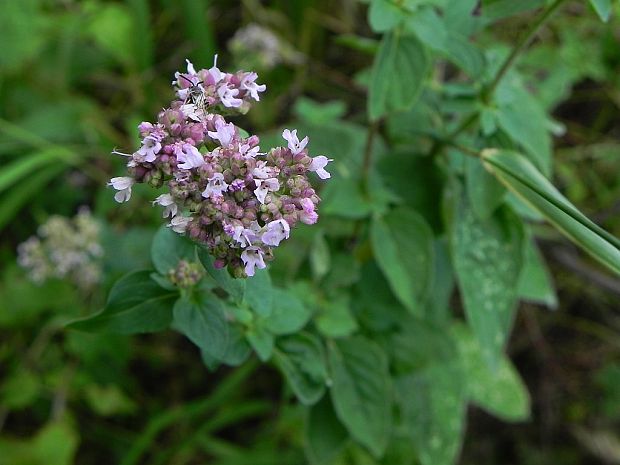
<box><xmin>107</xmin><ymin>57</ymin><xmax>332</xmax><ymax>277</ymax></box>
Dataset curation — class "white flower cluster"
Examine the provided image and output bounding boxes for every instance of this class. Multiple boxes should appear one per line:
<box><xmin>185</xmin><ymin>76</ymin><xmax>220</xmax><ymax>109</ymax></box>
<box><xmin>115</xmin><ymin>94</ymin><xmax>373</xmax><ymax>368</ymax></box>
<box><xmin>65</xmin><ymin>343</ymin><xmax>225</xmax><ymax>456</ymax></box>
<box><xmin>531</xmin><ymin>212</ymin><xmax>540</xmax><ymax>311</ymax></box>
<box><xmin>17</xmin><ymin>209</ymin><xmax>103</xmax><ymax>289</ymax></box>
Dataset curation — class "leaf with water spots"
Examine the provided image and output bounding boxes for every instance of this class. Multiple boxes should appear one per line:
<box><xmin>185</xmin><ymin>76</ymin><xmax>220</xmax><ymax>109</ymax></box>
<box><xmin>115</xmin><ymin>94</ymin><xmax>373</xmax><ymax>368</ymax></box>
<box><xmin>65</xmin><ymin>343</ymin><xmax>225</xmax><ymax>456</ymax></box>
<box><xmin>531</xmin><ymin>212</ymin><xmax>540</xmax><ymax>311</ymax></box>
<box><xmin>396</xmin><ymin>361</ymin><xmax>467</xmax><ymax>465</ymax></box>
<box><xmin>452</xmin><ymin>324</ymin><xmax>531</xmax><ymax>422</ymax></box>
<box><xmin>451</xmin><ymin>195</ymin><xmax>524</xmax><ymax>368</ymax></box>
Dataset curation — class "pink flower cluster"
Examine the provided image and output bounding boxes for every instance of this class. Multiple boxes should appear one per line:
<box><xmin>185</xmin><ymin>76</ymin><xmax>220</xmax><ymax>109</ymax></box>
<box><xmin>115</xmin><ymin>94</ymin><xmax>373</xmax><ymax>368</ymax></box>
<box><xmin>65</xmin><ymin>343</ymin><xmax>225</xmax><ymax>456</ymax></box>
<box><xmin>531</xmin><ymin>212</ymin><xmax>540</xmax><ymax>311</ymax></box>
<box><xmin>108</xmin><ymin>58</ymin><xmax>332</xmax><ymax>277</ymax></box>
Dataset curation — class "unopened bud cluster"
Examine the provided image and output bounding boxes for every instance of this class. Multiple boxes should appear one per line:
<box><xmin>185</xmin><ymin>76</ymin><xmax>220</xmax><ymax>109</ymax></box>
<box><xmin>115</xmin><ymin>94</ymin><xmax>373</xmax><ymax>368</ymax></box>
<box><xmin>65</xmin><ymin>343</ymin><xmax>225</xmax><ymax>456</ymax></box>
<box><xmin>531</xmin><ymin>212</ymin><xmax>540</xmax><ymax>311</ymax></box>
<box><xmin>228</xmin><ymin>23</ymin><xmax>303</xmax><ymax>70</ymax></box>
<box><xmin>17</xmin><ymin>209</ymin><xmax>103</xmax><ymax>289</ymax></box>
<box><xmin>108</xmin><ymin>57</ymin><xmax>332</xmax><ymax>277</ymax></box>
<box><xmin>168</xmin><ymin>260</ymin><xmax>204</xmax><ymax>288</ymax></box>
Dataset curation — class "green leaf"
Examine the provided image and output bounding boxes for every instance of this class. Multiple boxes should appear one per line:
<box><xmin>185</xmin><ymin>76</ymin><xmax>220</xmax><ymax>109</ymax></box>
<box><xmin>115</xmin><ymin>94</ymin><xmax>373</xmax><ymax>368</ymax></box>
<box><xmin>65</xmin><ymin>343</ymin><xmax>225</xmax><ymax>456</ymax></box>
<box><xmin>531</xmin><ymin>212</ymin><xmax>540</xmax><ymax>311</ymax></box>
<box><xmin>201</xmin><ymin>325</ymin><xmax>252</xmax><ymax>368</ymax></box>
<box><xmin>589</xmin><ymin>0</ymin><xmax>612</xmax><ymax>22</ymax></box>
<box><xmin>321</xmin><ymin>178</ymin><xmax>373</xmax><ymax>219</ymax></box>
<box><xmin>328</xmin><ymin>337</ymin><xmax>391</xmax><ymax>458</ymax></box>
<box><xmin>452</xmin><ymin>324</ymin><xmax>530</xmax><ymax>422</ymax></box>
<box><xmin>496</xmin><ymin>82</ymin><xmax>553</xmax><ymax>175</ymax></box>
<box><xmin>33</xmin><ymin>421</ymin><xmax>79</xmax><ymax>465</ymax></box>
<box><xmin>180</xmin><ymin>0</ymin><xmax>216</xmax><ymax>65</ymax></box>
<box><xmin>396</xmin><ymin>363</ymin><xmax>467</xmax><ymax>465</ymax></box>
<box><xmin>275</xmin><ymin>333</ymin><xmax>327</xmax><ymax>405</ymax></box>
<box><xmin>482</xmin><ymin>149</ymin><xmax>620</xmax><ymax>275</ymax></box>
<box><xmin>371</xmin><ymin>207</ymin><xmax>434</xmax><ymax>316</ymax></box>
<box><xmin>369</xmin><ymin>0</ymin><xmax>404</xmax><ymax>32</ymax></box>
<box><xmin>424</xmin><ymin>240</ymin><xmax>454</xmax><ymax>324</ymax></box>
<box><xmin>465</xmin><ymin>156</ymin><xmax>506</xmax><ymax>219</ymax></box>
<box><xmin>481</xmin><ymin>0</ymin><xmax>546</xmax><ymax>23</ymax></box>
<box><xmin>197</xmin><ymin>247</ymin><xmax>245</xmax><ymax>302</ymax></box>
<box><xmin>151</xmin><ymin>226</ymin><xmax>197</xmax><ymax>276</ymax></box>
<box><xmin>389</xmin><ymin>317</ymin><xmax>458</xmax><ymax>375</ymax></box>
<box><xmin>310</xmin><ymin>231</ymin><xmax>331</xmax><ymax>281</ymax></box>
<box><xmin>86</xmin><ymin>3</ymin><xmax>134</xmax><ymax>65</ymax></box>
<box><xmin>451</xmin><ymin>195</ymin><xmax>524</xmax><ymax>367</ymax></box>
<box><xmin>1</xmin><ymin>369</ymin><xmax>40</xmax><ymax>409</ymax></box>
<box><xmin>405</xmin><ymin>7</ymin><xmax>484</xmax><ymax>77</ymax></box>
<box><xmin>243</xmin><ymin>268</ymin><xmax>273</xmax><ymax>317</ymax></box>
<box><xmin>172</xmin><ymin>294</ymin><xmax>229</xmax><ymax>360</ymax></box>
<box><xmin>294</xmin><ymin>98</ymin><xmax>347</xmax><ymax>124</ymax></box>
<box><xmin>0</xmin><ymin>0</ymin><xmax>46</xmax><ymax>72</ymax></box>
<box><xmin>0</xmin><ymin>148</ymin><xmax>76</xmax><ymax>194</ymax></box>
<box><xmin>316</xmin><ymin>294</ymin><xmax>358</xmax><ymax>338</ymax></box>
<box><xmin>69</xmin><ymin>271</ymin><xmax>176</xmax><ymax>334</ymax></box>
<box><xmin>369</xmin><ymin>31</ymin><xmax>429</xmax><ymax>121</ymax></box>
<box><xmin>305</xmin><ymin>395</ymin><xmax>349</xmax><ymax>465</ymax></box>
<box><xmin>517</xmin><ymin>237</ymin><xmax>558</xmax><ymax>308</ymax></box>
<box><xmin>444</xmin><ymin>35</ymin><xmax>485</xmax><ymax>78</ymax></box>
<box><xmin>84</xmin><ymin>384</ymin><xmax>136</xmax><ymax>416</ymax></box>
<box><xmin>126</xmin><ymin>0</ymin><xmax>154</xmax><ymax>70</ymax></box>
<box><xmin>0</xmin><ymin>163</ymin><xmax>65</xmax><ymax>231</ymax></box>
<box><xmin>262</xmin><ymin>288</ymin><xmax>312</xmax><ymax>335</ymax></box>
<box><xmin>247</xmin><ymin>325</ymin><xmax>274</xmax><ymax>361</ymax></box>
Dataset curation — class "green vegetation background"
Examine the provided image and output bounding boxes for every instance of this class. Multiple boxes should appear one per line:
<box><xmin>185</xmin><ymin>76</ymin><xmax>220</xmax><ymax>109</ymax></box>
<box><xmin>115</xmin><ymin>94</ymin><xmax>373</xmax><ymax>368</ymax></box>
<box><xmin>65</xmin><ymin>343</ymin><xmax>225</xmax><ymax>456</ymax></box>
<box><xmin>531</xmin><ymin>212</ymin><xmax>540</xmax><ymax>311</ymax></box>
<box><xmin>0</xmin><ymin>0</ymin><xmax>619</xmax><ymax>464</ymax></box>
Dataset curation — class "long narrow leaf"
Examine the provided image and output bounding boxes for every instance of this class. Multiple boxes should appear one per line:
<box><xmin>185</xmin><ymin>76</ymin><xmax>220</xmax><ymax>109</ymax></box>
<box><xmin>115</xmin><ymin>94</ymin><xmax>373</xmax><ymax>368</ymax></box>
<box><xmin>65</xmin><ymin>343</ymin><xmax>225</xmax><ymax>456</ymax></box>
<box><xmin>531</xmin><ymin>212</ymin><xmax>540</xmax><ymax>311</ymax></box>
<box><xmin>482</xmin><ymin>149</ymin><xmax>620</xmax><ymax>275</ymax></box>
<box><xmin>0</xmin><ymin>148</ymin><xmax>77</xmax><ymax>194</ymax></box>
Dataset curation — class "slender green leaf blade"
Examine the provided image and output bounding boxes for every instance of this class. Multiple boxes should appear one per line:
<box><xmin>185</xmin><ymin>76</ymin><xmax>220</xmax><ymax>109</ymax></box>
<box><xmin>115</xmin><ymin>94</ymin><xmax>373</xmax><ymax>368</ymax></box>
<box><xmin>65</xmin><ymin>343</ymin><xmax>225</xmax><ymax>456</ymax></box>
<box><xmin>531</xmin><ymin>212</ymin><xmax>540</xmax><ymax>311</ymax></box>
<box><xmin>482</xmin><ymin>149</ymin><xmax>620</xmax><ymax>275</ymax></box>
<box><xmin>589</xmin><ymin>0</ymin><xmax>612</xmax><ymax>22</ymax></box>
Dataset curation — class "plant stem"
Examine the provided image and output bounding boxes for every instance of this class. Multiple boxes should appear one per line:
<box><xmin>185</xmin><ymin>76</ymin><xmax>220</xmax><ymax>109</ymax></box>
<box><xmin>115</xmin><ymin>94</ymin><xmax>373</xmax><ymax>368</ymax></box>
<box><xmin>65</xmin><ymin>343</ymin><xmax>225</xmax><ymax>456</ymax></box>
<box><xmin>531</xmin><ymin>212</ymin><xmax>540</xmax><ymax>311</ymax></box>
<box><xmin>430</xmin><ymin>0</ymin><xmax>568</xmax><ymax>158</ymax></box>
<box><xmin>121</xmin><ymin>359</ymin><xmax>259</xmax><ymax>465</ymax></box>
<box><xmin>483</xmin><ymin>0</ymin><xmax>569</xmax><ymax>102</ymax></box>
<box><xmin>361</xmin><ymin>120</ymin><xmax>380</xmax><ymax>192</ymax></box>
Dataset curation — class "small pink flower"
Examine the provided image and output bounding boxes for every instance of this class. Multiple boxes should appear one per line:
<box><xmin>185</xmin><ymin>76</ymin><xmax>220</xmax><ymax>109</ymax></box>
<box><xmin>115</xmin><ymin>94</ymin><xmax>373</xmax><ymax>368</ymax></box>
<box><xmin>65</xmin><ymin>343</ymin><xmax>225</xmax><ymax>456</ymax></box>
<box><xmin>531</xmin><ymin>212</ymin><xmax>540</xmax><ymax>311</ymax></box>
<box><xmin>299</xmin><ymin>198</ymin><xmax>318</xmax><ymax>224</ymax></box>
<box><xmin>282</xmin><ymin>129</ymin><xmax>308</xmax><ymax>155</ymax></box>
<box><xmin>309</xmin><ymin>155</ymin><xmax>332</xmax><ymax>179</ymax></box>
<box><xmin>208</xmin><ymin>118</ymin><xmax>236</xmax><ymax>147</ymax></box>
<box><xmin>241</xmin><ymin>246</ymin><xmax>266</xmax><ymax>276</ymax></box>
<box><xmin>153</xmin><ymin>193</ymin><xmax>178</xmax><ymax>218</ymax></box>
<box><xmin>177</xmin><ymin>144</ymin><xmax>205</xmax><ymax>170</ymax></box>
<box><xmin>108</xmin><ymin>177</ymin><xmax>134</xmax><ymax>203</ymax></box>
<box><xmin>218</xmin><ymin>84</ymin><xmax>243</xmax><ymax>108</ymax></box>
<box><xmin>168</xmin><ymin>215</ymin><xmax>192</xmax><ymax>234</ymax></box>
<box><xmin>261</xmin><ymin>219</ymin><xmax>290</xmax><ymax>246</ymax></box>
<box><xmin>136</xmin><ymin>134</ymin><xmax>162</xmax><ymax>162</ymax></box>
<box><xmin>254</xmin><ymin>178</ymin><xmax>280</xmax><ymax>204</ymax></box>
<box><xmin>202</xmin><ymin>173</ymin><xmax>229</xmax><ymax>199</ymax></box>
<box><xmin>240</xmin><ymin>72</ymin><xmax>266</xmax><ymax>101</ymax></box>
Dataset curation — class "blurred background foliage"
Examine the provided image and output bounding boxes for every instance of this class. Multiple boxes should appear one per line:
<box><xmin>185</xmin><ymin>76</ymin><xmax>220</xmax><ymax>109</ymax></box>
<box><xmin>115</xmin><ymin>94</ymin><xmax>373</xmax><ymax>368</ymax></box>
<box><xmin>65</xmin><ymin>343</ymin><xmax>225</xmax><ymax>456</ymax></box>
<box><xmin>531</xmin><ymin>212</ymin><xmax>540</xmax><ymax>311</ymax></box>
<box><xmin>0</xmin><ymin>0</ymin><xmax>619</xmax><ymax>464</ymax></box>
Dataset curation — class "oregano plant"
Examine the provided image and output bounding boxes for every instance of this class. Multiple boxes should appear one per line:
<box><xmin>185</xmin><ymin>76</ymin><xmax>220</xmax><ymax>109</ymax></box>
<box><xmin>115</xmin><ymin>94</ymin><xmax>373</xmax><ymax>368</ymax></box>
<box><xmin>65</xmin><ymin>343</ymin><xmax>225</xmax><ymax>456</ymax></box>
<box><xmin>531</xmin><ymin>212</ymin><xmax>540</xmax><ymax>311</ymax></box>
<box><xmin>62</xmin><ymin>1</ymin><xmax>620</xmax><ymax>464</ymax></box>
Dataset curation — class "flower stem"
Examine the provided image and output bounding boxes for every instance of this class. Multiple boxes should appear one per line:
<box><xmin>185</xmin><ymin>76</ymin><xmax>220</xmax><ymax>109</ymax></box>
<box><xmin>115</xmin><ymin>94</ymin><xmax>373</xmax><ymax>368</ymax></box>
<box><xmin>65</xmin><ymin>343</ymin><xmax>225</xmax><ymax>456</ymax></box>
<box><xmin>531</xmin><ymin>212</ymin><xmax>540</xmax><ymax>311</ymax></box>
<box><xmin>482</xmin><ymin>0</ymin><xmax>569</xmax><ymax>102</ymax></box>
<box><xmin>429</xmin><ymin>0</ymin><xmax>568</xmax><ymax>158</ymax></box>
<box><xmin>361</xmin><ymin>120</ymin><xmax>380</xmax><ymax>193</ymax></box>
